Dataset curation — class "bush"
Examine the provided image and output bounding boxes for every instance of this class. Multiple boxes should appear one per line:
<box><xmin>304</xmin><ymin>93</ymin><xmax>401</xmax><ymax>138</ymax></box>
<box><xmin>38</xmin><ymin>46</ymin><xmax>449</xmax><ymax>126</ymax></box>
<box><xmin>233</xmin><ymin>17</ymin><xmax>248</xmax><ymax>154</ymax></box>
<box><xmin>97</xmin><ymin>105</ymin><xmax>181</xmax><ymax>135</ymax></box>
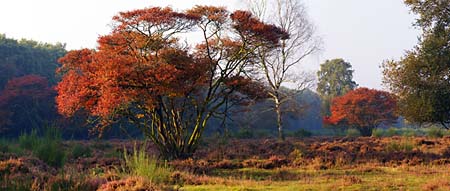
<box><xmin>292</xmin><ymin>129</ymin><xmax>312</xmax><ymax>138</ymax></box>
<box><xmin>372</xmin><ymin>128</ymin><xmax>384</xmax><ymax>138</ymax></box>
<box><xmin>385</xmin><ymin>139</ymin><xmax>414</xmax><ymax>152</ymax></box>
<box><xmin>427</xmin><ymin>127</ymin><xmax>444</xmax><ymax>138</ymax></box>
<box><xmin>400</xmin><ymin>128</ymin><xmax>417</xmax><ymax>137</ymax></box>
<box><xmin>71</xmin><ymin>144</ymin><xmax>92</xmax><ymax>159</ymax></box>
<box><xmin>123</xmin><ymin>142</ymin><xmax>172</xmax><ymax>184</ymax></box>
<box><xmin>346</xmin><ymin>129</ymin><xmax>361</xmax><ymax>137</ymax></box>
<box><xmin>234</xmin><ymin>128</ymin><xmax>254</xmax><ymax>139</ymax></box>
<box><xmin>385</xmin><ymin>127</ymin><xmax>398</xmax><ymax>137</ymax></box>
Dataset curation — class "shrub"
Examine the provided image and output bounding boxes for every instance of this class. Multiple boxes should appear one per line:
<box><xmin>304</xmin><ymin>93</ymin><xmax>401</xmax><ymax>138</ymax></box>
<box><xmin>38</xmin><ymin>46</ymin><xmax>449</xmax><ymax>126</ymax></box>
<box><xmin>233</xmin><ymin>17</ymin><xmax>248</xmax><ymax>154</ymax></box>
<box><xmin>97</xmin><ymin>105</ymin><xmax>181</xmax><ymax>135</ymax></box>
<box><xmin>400</xmin><ymin>128</ymin><xmax>417</xmax><ymax>137</ymax></box>
<box><xmin>293</xmin><ymin>129</ymin><xmax>312</xmax><ymax>138</ymax></box>
<box><xmin>0</xmin><ymin>138</ymin><xmax>10</xmax><ymax>153</ymax></box>
<box><xmin>427</xmin><ymin>127</ymin><xmax>444</xmax><ymax>138</ymax></box>
<box><xmin>71</xmin><ymin>144</ymin><xmax>92</xmax><ymax>159</ymax></box>
<box><xmin>385</xmin><ymin>139</ymin><xmax>414</xmax><ymax>152</ymax></box>
<box><xmin>385</xmin><ymin>127</ymin><xmax>398</xmax><ymax>137</ymax></box>
<box><xmin>234</xmin><ymin>128</ymin><xmax>254</xmax><ymax>139</ymax></box>
<box><xmin>372</xmin><ymin>128</ymin><xmax>384</xmax><ymax>137</ymax></box>
<box><xmin>123</xmin><ymin>142</ymin><xmax>172</xmax><ymax>184</ymax></box>
<box><xmin>346</xmin><ymin>129</ymin><xmax>361</xmax><ymax>137</ymax></box>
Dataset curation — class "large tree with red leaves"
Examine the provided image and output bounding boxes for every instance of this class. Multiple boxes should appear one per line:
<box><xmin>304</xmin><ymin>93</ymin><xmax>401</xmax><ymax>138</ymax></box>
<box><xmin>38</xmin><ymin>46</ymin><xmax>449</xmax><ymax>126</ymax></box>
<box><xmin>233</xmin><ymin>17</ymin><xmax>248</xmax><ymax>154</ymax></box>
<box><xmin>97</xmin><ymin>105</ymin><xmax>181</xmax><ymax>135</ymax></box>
<box><xmin>56</xmin><ymin>6</ymin><xmax>286</xmax><ymax>159</ymax></box>
<box><xmin>323</xmin><ymin>88</ymin><xmax>398</xmax><ymax>136</ymax></box>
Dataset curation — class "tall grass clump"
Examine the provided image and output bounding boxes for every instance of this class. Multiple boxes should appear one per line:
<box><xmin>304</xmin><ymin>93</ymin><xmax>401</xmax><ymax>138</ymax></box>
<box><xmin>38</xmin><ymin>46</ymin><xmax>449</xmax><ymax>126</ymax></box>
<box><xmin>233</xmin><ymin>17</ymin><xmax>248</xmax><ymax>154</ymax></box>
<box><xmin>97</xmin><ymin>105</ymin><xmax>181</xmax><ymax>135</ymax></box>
<box><xmin>19</xmin><ymin>129</ymin><xmax>40</xmax><ymax>150</ymax></box>
<box><xmin>18</xmin><ymin>127</ymin><xmax>66</xmax><ymax>168</ymax></box>
<box><xmin>123</xmin><ymin>142</ymin><xmax>172</xmax><ymax>184</ymax></box>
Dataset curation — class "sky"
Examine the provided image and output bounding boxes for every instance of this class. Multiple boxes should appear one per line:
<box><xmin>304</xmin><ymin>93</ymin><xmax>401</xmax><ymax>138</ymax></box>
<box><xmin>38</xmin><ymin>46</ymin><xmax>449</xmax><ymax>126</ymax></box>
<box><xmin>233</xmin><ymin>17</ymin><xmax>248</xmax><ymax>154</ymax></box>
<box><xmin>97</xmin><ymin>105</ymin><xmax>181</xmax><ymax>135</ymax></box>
<box><xmin>0</xmin><ymin>0</ymin><xmax>420</xmax><ymax>89</ymax></box>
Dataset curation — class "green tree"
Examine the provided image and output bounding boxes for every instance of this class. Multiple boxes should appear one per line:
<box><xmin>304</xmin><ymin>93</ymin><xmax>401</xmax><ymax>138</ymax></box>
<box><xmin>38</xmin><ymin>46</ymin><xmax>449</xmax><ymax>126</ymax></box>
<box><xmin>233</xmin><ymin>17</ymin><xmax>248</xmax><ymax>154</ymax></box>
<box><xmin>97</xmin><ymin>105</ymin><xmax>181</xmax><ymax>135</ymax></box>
<box><xmin>382</xmin><ymin>0</ymin><xmax>450</xmax><ymax>129</ymax></box>
<box><xmin>316</xmin><ymin>58</ymin><xmax>357</xmax><ymax>116</ymax></box>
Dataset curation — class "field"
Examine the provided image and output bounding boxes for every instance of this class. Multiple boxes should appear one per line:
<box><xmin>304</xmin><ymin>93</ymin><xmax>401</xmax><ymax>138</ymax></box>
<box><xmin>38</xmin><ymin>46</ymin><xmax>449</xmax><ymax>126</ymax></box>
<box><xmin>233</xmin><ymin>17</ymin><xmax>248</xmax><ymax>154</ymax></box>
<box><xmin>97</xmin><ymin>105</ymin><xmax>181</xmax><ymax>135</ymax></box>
<box><xmin>1</xmin><ymin>135</ymin><xmax>450</xmax><ymax>190</ymax></box>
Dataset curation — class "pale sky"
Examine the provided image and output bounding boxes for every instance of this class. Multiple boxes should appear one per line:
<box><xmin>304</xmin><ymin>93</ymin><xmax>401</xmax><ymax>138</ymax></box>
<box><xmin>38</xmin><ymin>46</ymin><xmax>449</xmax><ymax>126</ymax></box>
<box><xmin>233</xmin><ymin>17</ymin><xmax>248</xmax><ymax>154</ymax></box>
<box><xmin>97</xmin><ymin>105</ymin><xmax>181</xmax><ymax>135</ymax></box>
<box><xmin>0</xmin><ymin>0</ymin><xmax>420</xmax><ymax>89</ymax></box>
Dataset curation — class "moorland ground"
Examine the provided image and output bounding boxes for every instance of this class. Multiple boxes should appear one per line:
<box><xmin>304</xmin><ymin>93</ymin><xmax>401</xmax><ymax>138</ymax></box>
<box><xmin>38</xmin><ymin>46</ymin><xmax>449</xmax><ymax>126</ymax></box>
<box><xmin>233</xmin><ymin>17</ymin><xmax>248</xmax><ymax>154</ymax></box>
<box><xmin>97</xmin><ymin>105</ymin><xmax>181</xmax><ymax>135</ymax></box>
<box><xmin>1</xmin><ymin>134</ymin><xmax>450</xmax><ymax>190</ymax></box>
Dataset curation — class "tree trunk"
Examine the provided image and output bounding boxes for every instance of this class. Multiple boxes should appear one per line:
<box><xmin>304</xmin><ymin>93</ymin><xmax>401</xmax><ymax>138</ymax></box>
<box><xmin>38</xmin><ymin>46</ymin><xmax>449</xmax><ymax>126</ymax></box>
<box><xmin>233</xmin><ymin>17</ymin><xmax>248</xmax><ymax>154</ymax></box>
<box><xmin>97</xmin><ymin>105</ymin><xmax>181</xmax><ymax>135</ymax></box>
<box><xmin>275</xmin><ymin>98</ymin><xmax>284</xmax><ymax>141</ymax></box>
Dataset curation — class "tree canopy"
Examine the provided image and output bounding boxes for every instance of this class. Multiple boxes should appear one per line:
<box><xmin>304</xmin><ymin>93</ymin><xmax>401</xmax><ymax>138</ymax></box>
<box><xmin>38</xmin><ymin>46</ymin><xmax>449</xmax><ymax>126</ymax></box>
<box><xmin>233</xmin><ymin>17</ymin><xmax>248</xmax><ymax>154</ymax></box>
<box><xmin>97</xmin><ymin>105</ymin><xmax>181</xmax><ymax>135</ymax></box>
<box><xmin>56</xmin><ymin>6</ymin><xmax>287</xmax><ymax>159</ymax></box>
<box><xmin>0</xmin><ymin>35</ymin><xmax>66</xmax><ymax>136</ymax></box>
<box><xmin>317</xmin><ymin>58</ymin><xmax>357</xmax><ymax>116</ymax></box>
<box><xmin>324</xmin><ymin>88</ymin><xmax>398</xmax><ymax>136</ymax></box>
<box><xmin>382</xmin><ymin>0</ymin><xmax>450</xmax><ymax>128</ymax></box>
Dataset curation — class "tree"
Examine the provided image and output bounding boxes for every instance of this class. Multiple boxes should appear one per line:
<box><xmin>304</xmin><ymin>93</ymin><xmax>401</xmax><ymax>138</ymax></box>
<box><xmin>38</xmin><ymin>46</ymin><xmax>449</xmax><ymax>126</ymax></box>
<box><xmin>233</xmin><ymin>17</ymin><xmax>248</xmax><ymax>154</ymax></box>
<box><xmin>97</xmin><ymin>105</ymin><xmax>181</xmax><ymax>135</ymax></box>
<box><xmin>56</xmin><ymin>6</ymin><xmax>287</xmax><ymax>159</ymax></box>
<box><xmin>0</xmin><ymin>75</ymin><xmax>55</xmax><ymax>134</ymax></box>
<box><xmin>324</xmin><ymin>88</ymin><xmax>398</xmax><ymax>136</ymax></box>
<box><xmin>382</xmin><ymin>0</ymin><xmax>450</xmax><ymax>128</ymax></box>
<box><xmin>317</xmin><ymin>58</ymin><xmax>357</xmax><ymax>116</ymax></box>
<box><xmin>0</xmin><ymin>35</ymin><xmax>66</xmax><ymax>136</ymax></box>
<box><xmin>247</xmin><ymin>0</ymin><xmax>320</xmax><ymax>140</ymax></box>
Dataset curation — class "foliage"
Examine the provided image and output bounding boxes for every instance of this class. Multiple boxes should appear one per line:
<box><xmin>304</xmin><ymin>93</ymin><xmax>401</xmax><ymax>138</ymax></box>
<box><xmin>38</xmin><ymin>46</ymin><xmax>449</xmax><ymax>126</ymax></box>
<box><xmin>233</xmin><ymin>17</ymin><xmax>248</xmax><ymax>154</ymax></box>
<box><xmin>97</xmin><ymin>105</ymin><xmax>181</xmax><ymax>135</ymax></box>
<box><xmin>291</xmin><ymin>129</ymin><xmax>312</xmax><ymax>138</ymax></box>
<box><xmin>122</xmin><ymin>142</ymin><xmax>172</xmax><ymax>184</ymax></box>
<box><xmin>371</xmin><ymin>128</ymin><xmax>385</xmax><ymax>138</ymax></box>
<box><xmin>56</xmin><ymin>6</ymin><xmax>287</xmax><ymax>159</ymax></box>
<box><xmin>382</xmin><ymin>0</ymin><xmax>450</xmax><ymax>129</ymax></box>
<box><xmin>385</xmin><ymin>139</ymin><xmax>415</xmax><ymax>153</ymax></box>
<box><xmin>0</xmin><ymin>35</ymin><xmax>66</xmax><ymax>137</ymax></box>
<box><xmin>346</xmin><ymin>129</ymin><xmax>361</xmax><ymax>137</ymax></box>
<box><xmin>18</xmin><ymin>129</ymin><xmax>40</xmax><ymax>150</ymax></box>
<box><xmin>234</xmin><ymin>128</ymin><xmax>255</xmax><ymax>139</ymax></box>
<box><xmin>0</xmin><ymin>75</ymin><xmax>56</xmax><ymax>136</ymax></box>
<box><xmin>70</xmin><ymin>144</ymin><xmax>92</xmax><ymax>159</ymax></box>
<box><xmin>426</xmin><ymin>127</ymin><xmax>444</xmax><ymax>138</ymax></box>
<box><xmin>317</xmin><ymin>58</ymin><xmax>358</xmax><ymax>116</ymax></box>
<box><xmin>324</xmin><ymin>88</ymin><xmax>398</xmax><ymax>136</ymax></box>
<box><xmin>18</xmin><ymin>127</ymin><xmax>66</xmax><ymax>168</ymax></box>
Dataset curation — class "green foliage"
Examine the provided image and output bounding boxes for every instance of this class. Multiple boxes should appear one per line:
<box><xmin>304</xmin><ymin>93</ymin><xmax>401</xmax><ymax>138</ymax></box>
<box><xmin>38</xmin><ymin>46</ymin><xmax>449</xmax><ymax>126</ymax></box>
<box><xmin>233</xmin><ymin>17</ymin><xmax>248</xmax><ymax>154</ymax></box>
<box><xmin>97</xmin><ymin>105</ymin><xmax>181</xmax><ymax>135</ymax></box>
<box><xmin>317</xmin><ymin>58</ymin><xmax>357</xmax><ymax>116</ymax></box>
<box><xmin>122</xmin><ymin>142</ymin><xmax>172</xmax><ymax>184</ymax></box>
<box><xmin>70</xmin><ymin>144</ymin><xmax>92</xmax><ymax>159</ymax></box>
<box><xmin>385</xmin><ymin>128</ymin><xmax>398</xmax><ymax>137</ymax></box>
<box><xmin>18</xmin><ymin>127</ymin><xmax>66</xmax><ymax>168</ymax></box>
<box><xmin>346</xmin><ymin>129</ymin><xmax>361</xmax><ymax>137</ymax></box>
<box><xmin>426</xmin><ymin>127</ymin><xmax>444</xmax><ymax>138</ymax></box>
<box><xmin>372</xmin><ymin>128</ymin><xmax>384</xmax><ymax>138</ymax></box>
<box><xmin>382</xmin><ymin>0</ymin><xmax>450</xmax><ymax>128</ymax></box>
<box><xmin>292</xmin><ymin>129</ymin><xmax>312</xmax><ymax>138</ymax></box>
<box><xmin>18</xmin><ymin>129</ymin><xmax>40</xmax><ymax>150</ymax></box>
<box><xmin>234</xmin><ymin>128</ymin><xmax>254</xmax><ymax>139</ymax></box>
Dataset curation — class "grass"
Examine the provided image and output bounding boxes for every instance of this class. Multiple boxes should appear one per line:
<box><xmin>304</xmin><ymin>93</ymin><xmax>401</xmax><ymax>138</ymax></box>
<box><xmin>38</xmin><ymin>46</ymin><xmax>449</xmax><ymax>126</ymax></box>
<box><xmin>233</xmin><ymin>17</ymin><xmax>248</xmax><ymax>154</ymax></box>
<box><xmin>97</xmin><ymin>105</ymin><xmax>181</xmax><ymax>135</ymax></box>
<box><xmin>18</xmin><ymin>127</ymin><xmax>66</xmax><ymax>168</ymax></box>
<box><xmin>122</xmin><ymin>142</ymin><xmax>173</xmax><ymax>184</ymax></box>
<box><xmin>181</xmin><ymin>165</ymin><xmax>450</xmax><ymax>191</ymax></box>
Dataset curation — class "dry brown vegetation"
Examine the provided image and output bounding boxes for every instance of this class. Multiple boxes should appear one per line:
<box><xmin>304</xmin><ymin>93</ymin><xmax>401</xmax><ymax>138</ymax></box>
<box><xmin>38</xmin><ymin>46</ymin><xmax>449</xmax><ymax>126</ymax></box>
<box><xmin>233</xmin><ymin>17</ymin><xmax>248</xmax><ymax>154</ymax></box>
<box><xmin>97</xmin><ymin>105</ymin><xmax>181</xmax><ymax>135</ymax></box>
<box><xmin>1</xmin><ymin>136</ymin><xmax>450</xmax><ymax>190</ymax></box>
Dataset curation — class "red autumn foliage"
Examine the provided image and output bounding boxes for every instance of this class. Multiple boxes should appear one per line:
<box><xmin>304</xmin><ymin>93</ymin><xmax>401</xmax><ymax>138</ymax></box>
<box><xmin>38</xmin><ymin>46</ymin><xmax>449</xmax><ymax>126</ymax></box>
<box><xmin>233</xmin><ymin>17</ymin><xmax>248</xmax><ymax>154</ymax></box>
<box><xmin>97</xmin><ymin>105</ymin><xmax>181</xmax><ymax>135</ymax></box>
<box><xmin>56</xmin><ymin>6</ymin><xmax>287</xmax><ymax>159</ymax></box>
<box><xmin>0</xmin><ymin>75</ymin><xmax>54</xmax><ymax>131</ymax></box>
<box><xmin>323</xmin><ymin>88</ymin><xmax>398</xmax><ymax>136</ymax></box>
<box><xmin>230</xmin><ymin>10</ymin><xmax>289</xmax><ymax>45</ymax></box>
